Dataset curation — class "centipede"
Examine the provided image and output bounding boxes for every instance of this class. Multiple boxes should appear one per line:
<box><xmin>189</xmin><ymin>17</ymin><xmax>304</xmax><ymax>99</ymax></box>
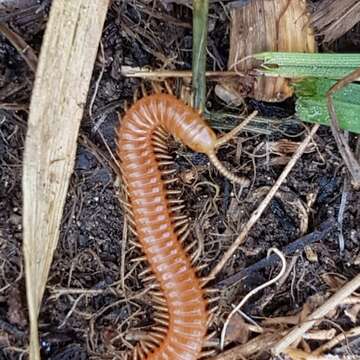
<box><xmin>116</xmin><ymin>93</ymin><xmax>250</xmax><ymax>360</ymax></box>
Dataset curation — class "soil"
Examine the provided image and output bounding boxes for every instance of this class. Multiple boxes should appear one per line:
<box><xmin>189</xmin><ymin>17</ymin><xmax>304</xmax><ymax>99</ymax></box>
<box><xmin>0</xmin><ymin>1</ymin><xmax>359</xmax><ymax>359</ymax></box>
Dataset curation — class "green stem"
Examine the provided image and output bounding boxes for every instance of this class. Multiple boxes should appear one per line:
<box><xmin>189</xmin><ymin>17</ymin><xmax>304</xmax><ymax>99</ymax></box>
<box><xmin>192</xmin><ymin>0</ymin><xmax>209</xmax><ymax>113</ymax></box>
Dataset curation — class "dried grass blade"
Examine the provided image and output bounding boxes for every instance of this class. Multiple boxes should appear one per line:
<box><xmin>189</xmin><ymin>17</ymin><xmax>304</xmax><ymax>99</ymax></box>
<box><xmin>22</xmin><ymin>1</ymin><xmax>109</xmax><ymax>359</ymax></box>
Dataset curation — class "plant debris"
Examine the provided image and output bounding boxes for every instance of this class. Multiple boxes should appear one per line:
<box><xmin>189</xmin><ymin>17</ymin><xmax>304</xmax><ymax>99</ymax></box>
<box><xmin>0</xmin><ymin>1</ymin><xmax>359</xmax><ymax>359</ymax></box>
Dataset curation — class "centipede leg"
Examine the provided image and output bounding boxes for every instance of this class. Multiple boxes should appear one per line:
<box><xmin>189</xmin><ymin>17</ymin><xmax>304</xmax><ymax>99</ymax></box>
<box><xmin>147</xmin><ymin>333</ymin><xmax>161</xmax><ymax>346</ymax></box>
<box><xmin>206</xmin><ymin>296</ymin><xmax>220</xmax><ymax>305</ymax></box>
<box><xmin>206</xmin><ymin>312</ymin><xmax>215</xmax><ymax>327</ymax></box>
<box><xmin>118</xmin><ymin>95</ymin><xmax>217</xmax><ymax>360</ymax></box>
<box><xmin>200</xmin><ymin>276</ymin><xmax>215</xmax><ymax>288</ymax></box>
<box><xmin>195</xmin><ymin>263</ymin><xmax>207</xmax><ymax>272</ymax></box>
<box><xmin>140</xmin><ymin>83</ymin><xmax>147</xmax><ymax>98</ymax></box>
<box><xmin>199</xmin><ymin>349</ymin><xmax>216</xmax><ymax>358</ymax></box>
<box><xmin>205</xmin><ymin>287</ymin><xmax>220</xmax><ymax>294</ymax></box>
<box><xmin>179</xmin><ymin>228</ymin><xmax>191</xmax><ymax>243</ymax></box>
<box><xmin>151</xmin><ymin>81</ymin><xmax>163</xmax><ymax>94</ymax></box>
<box><xmin>205</xmin><ymin>331</ymin><xmax>217</xmax><ymax>341</ymax></box>
<box><xmin>164</xmin><ymin>80</ymin><xmax>174</xmax><ymax>96</ymax></box>
<box><xmin>133</xmin><ymin>87</ymin><xmax>139</xmax><ymax>104</ymax></box>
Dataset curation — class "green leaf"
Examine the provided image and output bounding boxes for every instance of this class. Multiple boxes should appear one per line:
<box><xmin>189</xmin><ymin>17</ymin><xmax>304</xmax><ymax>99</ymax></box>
<box><xmin>294</xmin><ymin>78</ymin><xmax>360</xmax><ymax>134</ymax></box>
<box><xmin>254</xmin><ymin>52</ymin><xmax>360</xmax><ymax>79</ymax></box>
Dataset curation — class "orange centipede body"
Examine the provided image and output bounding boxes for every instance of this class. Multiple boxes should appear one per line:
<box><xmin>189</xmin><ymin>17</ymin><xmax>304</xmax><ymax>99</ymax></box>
<box><xmin>116</xmin><ymin>94</ymin><xmax>245</xmax><ymax>359</ymax></box>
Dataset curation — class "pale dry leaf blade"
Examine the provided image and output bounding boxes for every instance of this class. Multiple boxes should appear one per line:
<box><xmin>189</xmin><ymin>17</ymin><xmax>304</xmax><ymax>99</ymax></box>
<box><xmin>22</xmin><ymin>1</ymin><xmax>110</xmax><ymax>359</ymax></box>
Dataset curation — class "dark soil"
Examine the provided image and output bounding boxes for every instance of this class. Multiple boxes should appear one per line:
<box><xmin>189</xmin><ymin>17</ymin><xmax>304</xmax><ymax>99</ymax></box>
<box><xmin>0</xmin><ymin>1</ymin><xmax>359</xmax><ymax>359</ymax></box>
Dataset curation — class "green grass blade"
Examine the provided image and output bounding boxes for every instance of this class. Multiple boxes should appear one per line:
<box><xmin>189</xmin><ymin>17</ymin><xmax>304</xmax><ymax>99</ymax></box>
<box><xmin>255</xmin><ymin>52</ymin><xmax>360</xmax><ymax>79</ymax></box>
<box><xmin>192</xmin><ymin>0</ymin><xmax>209</xmax><ymax>112</ymax></box>
<box><xmin>295</xmin><ymin>78</ymin><xmax>360</xmax><ymax>134</ymax></box>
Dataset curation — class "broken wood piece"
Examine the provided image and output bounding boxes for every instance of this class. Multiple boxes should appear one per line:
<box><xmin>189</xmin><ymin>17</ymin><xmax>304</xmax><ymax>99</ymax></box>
<box><xmin>0</xmin><ymin>23</ymin><xmax>37</xmax><ymax>72</ymax></box>
<box><xmin>214</xmin><ymin>331</ymin><xmax>286</xmax><ymax>360</ymax></box>
<box><xmin>312</xmin><ymin>0</ymin><xmax>360</xmax><ymax>43</ymax></box>
<box><xmin>227</xmin><ymin>0</ymin><xmax>316</xmax><ymax>102</ymax></box>
<box><xmin>22</xmin><ymin>1</ymin><xmax>109</xmax><ymax>359</ymax></box>
<box><xmin>120</xmin><ymin>66</ymin><xmax>239</xmax><ymax>79</ymax></box>
<box><xmin>272</xmin><ymin>272</ymin><xmax>360</xmax><ymax>355</ymax></box>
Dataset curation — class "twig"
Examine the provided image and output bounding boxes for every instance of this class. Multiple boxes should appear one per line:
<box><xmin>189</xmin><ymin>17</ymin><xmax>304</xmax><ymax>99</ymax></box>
<box><xmin>216</xmin><ymin>218</ymin><xmax>335</xmax><ymax>288</ymax></box>
<box><xmin>121</xmin><ymin>67</ymin><xmax>239</xmax><ymax>78</ymax></box>
<box><xmin>338</xmin><ymin>178</ymin><xmax>349</xmax><ymax>254</ymax></box>
<box><xmin>329</xmin><ymin>329</ymin><xmax>360</xmax><ymax>356</ymax></box>
<box><xmin>89</xmin><ymin>41</ymin><xmax>105</xmax><ymax>119</ymax></box>
<box><xmin>0</xmin><ymin>319</ymin><xmax>25</xmax><ymax>339</ymax></box>
<box><xmin>192</xmin><ymin>0</ymin><xmax>209</xmax><ymax>112</ymax></box>
<box><xmin>0</xmin><ymin>23</ymin><xmax>37</xmax><ymax>72</ymax></box>
<box><xmin>272</xmin><ymin>272</ymin><xmax>360</xmax><ymax>355</ymax></box>
<box><xmin>120</xmin><ymin>217</ymin><xmax>128</xmax><ymax>292</ymax></box>
<box><xmin>220</xmin><ymin>248</ymin><xmax>287</xmax><ymax>350</ymax></box>
<box><xmin>312</xmin><ymin>326</ymin><xmax>360</xmax><ymax>356</ymax></box>
<box><xmin>282</xmin><ymin>348</ymin><xmax>328</xmax><ymax>359</ymax></box>
<box><xmin>48</xmin><ymin>288</ymin><xmax>105</xmax><ymax>300</ymax></box>
<box><xmin>327</xmin><ymin>67</ymin><xmax>360</xmax><ymax>189</ymax></box>
<box><xmin>312</xmin><ymin>0</ymin><xmax>360</xmax><ymax>43</ymax></box>
<box><xmin>214</xmin><ymin>331</ymin><xmax>285</xmax><ymax>360</ymax></box>
<box><xmin>209</xmin><ymin>124</ymin><xmax>320</xmax><ymax>280</ymax></box>
<box><xmin>0</xmin><ymin>0</ymin><xmax>48</xmax><ymax>24</ymax></box>
<box><xmin>58</xmin><ymin>294</ymin><xmax>85</xmax><ymax>328</ymax></box>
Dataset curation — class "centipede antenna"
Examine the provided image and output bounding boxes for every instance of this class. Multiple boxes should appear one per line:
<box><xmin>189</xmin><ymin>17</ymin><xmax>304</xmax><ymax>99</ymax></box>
<box><xmin>207</xmin><ymin>151</ymin><xmax>250</xmax><ymax>187</ymax></box>
<box><xmin>214</xmin><ymin>110</ymin><xmax>258</xmax><ymax>149</ymax></box>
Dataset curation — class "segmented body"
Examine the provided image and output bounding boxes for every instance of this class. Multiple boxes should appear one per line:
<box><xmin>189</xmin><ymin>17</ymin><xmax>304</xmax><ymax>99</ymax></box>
<box><xmin>116</xmin><ymin>94</ymin><xmax>217</xmax><ymax>360</ymax></box>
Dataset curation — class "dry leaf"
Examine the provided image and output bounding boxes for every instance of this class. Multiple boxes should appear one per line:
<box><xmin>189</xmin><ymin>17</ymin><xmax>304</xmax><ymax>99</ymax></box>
<box><xmin>228</xmin><ymin>0</ymin><xmax>316</xmax><ymax>102</ymax></box>
<box><xmin>269</xmin><ymin>139</ymin><xmax>315</xmax><ymax>155</ymax></box>
<box><xmin>321</xmin><ymin>274</ymin><xmax>346</xmax><ymax>290</ymax></box>
<box><xmin>225</xmin><ymin>312</ymin><xmax>250</xmax><ymax>345</ymax></box>
<box><xmin>0</xmin><ymin>332</ymin><xmax>9</xmax><ymax>348</ymax></box>
<box><xmin>303</xmin><ymin>328</ymin><xmax>336</xmax><ymax>340</ymax></box>
<box><xmin>180</xmin><ymin>169</ymin><xmax>196</xmax><ymax>184</ymax></box>
<box><xmin>304</xmin><ymin>245</ymin><xmax>318</xmax><ymax>263</ymax></box>
<box><xmin>344</xmin><ymin>303</ymin><xmax>360</xmax><ymax>323</ymax></box>
<box><xmin>215</xmin><ymin>82</ymin><xmax>244</xmax><ymax>106</ymax></box>
<box><xmin>22</xmin><ymin>1</ymin><xmax>110</xmax><ymax>358</ymax></box>
<box><xmin>7</xmin><ymin>287</ymin><xmax>27</xmax><ymax>328</ymax></box>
